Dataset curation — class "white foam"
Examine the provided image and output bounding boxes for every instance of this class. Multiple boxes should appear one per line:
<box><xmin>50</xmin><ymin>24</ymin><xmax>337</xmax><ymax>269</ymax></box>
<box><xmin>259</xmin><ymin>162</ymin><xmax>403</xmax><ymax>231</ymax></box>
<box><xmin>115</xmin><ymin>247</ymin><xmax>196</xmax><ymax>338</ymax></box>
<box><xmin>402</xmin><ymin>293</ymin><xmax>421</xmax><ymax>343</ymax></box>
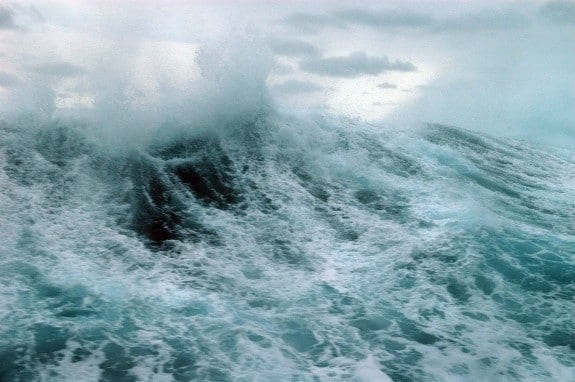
<box><xmin>355</xmin><ymin>355</ymin><xmax>393</xmax><ymax>382</ymax></box>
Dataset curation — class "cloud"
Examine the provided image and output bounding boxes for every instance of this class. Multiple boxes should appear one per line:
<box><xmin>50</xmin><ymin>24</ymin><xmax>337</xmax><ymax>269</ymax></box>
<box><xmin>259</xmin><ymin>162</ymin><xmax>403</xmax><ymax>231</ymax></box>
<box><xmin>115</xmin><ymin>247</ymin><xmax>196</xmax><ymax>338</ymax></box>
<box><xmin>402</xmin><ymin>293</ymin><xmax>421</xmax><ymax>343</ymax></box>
<box><xmin>377</xmin><ymin>82</ymin><xmax>397</xmax><ymax>89</ymax></box>
<box><xmin>0</xmin><ymin>5</ymin><xmax>17</xmax><ymax>30</ymax></box>
<box><xmin>270</xmin><ymin>79</ymin><xmax>324</xmax><ymax>94</ymax></box>
<box><xmin>435</xmin><ymin>10</ymin><xmax>527</xmax><ymax>32</ymax></box>
<box><xmin>283</xmin><ymin>8</ymin><xmax>528</xmax><ymax>35</ymax></box>
<box><xmin>269</xmin><ymin>38</ymin><xmax>319</xmax><ymax>57</ymax></box>
<box><xmin>282</xmin><ymin>12</ymin><xmax>344</xmax><ymax>33</ymax></box>
<box><xmin>0</xmin><ymin>71</ymin><xmax>20</xmax><ymax>87</ymax></box>
<box><xmin>0</xmin><ymin>4</ymin><xmax>43</xmax><ymax>31</ymax></box>
<box><xmin>31</xmin><ymin>62</ymin><xmax>86</xmax><ymax>77</ymax></box>
<box><xmin>300</xmin><ymin>51</ymin><xmax>416</xmax><ymax>78</ymax></box>
<box><xmin>540</xmin><ymin>1</ymin><xmax>575</xmax><ymax>24</ymax></box>
<box><xmin>333</xmin><ymin>9</ymin><xmax>435</xmax><ymax>29</ymax></box>
<box><xmin>19</xmin><ymin>4</ymin><xmax>44</xmax><ymax>23</ymax></box>
<box><xmin>271</xmin><ymin>62</ymin><xmax>295</xmax><ymax>75</ymax></box>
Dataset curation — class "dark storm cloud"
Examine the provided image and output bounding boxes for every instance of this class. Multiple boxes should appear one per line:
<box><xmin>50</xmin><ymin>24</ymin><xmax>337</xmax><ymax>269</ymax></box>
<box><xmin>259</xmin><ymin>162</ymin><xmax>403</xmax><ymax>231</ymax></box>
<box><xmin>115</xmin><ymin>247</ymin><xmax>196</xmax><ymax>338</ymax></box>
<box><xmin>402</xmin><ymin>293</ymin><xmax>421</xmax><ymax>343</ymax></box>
<box><xmin>540</xmin><ymin>1</ymin><xmax>575</xmax><ymax>24</ymax></box>
<box><xmin>269</xmin><ymin>38</ymin><xmax>320</xmax><ymax>57</ymax></box>
<box><xmin>0</xmin><ymin>5</ymin><xmax>17</xmax><ymax>30</ymax></box>
<box><xmin>377</xmin><ymin>82</ymin><xmax>397</xmax><ymax>89</ymax></box>
<box><xmin>0</xmin><ymin>71</ymin><xmax>20</xmax><ymax>87</ymax></box>
<box><xmin>300</xmin><ymin>52</ymin><xmax>416</xmax><ymax>78</ymax></box>
<box><xmin>271</xmin><ymin>79</ymin><xmax>324</xmax><ymax>94</ymax></box>
<box><xmin>32</xmin><ymin>62</ymin><xmax>86</xmax><ymax>77</ymax></box>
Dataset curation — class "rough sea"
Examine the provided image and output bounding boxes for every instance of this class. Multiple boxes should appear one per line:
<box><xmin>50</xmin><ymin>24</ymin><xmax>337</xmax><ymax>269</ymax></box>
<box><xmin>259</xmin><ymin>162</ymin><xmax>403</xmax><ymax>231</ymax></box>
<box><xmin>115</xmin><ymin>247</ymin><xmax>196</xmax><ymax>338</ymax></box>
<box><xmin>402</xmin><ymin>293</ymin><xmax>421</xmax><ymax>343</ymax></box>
<box><xmin>0</xmin><ymin>109</ymin><xmax>574</xmax><ymax>381</ymax></box>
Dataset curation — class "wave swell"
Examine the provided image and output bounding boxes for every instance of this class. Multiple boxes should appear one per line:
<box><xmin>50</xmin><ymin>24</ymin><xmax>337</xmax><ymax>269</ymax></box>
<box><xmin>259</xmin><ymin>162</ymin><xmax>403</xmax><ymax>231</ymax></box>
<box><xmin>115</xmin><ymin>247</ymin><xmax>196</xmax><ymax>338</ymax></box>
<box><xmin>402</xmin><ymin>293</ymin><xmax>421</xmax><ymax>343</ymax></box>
<box><xmin>0</xmin><ymin>113</ymin><xmax>574</xmax><ymax>381</ymax></box>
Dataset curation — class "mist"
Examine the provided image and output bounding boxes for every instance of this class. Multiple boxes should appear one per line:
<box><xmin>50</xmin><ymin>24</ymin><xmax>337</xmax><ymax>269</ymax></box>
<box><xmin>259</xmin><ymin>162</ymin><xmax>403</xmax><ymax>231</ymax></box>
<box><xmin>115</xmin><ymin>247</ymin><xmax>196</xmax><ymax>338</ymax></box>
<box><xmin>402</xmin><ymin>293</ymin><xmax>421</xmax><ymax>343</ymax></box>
<box><xmin>0</xmin><ymin>1</ymin><xmax>572</xmax><ymax>147</ymax></box>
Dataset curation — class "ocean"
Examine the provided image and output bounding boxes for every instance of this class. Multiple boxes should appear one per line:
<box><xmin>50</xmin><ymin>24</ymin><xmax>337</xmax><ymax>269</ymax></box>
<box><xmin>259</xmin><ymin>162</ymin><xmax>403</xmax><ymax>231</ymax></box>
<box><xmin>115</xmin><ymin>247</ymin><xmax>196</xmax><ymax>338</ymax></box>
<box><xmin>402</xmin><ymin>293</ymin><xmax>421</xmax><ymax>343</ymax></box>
<box><xmin>0</xmin><ymin>110</ymin><xmax>573</xmax><ymax>381</ymax></box>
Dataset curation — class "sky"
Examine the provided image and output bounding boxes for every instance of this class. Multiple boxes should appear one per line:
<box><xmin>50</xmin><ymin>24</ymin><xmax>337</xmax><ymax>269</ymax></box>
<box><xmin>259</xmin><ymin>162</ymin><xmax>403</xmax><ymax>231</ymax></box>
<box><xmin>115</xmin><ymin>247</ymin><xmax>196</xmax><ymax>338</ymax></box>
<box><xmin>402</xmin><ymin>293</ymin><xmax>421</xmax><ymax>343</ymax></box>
<box><xmin>0</xmin><ymin>0</ymin><xmax>574</xmax><ymax>146</ymax></box>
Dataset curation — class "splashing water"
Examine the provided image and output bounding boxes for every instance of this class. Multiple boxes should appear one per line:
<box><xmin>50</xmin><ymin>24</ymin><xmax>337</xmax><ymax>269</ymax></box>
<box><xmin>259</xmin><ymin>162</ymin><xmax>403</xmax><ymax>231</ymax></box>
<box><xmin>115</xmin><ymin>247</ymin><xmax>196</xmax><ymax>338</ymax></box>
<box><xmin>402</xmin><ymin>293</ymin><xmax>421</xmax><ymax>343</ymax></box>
<box><xmin>0</xmin><ymin>111</ymin><xmax>574</xmax><ymax>381</ymax></box>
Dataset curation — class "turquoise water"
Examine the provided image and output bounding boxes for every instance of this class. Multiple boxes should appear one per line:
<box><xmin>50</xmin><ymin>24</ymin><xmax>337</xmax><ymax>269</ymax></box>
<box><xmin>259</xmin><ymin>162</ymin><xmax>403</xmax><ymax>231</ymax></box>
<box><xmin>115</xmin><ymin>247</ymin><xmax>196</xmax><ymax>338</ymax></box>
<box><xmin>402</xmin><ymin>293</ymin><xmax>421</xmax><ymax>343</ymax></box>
<box><xmin>0</xmin><ymin>114</ymin><xmax>573</xmax><ymax>381</ymax></box>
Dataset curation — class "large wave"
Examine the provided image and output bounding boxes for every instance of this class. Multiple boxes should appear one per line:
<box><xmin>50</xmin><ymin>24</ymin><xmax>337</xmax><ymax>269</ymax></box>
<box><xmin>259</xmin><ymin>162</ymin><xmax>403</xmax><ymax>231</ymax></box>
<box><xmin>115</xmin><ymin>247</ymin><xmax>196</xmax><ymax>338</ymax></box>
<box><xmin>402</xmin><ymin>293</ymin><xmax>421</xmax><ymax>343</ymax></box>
<box><xmin>0</xmin><ymin>28</ymin><xmax>572</xmax><ymax>382</ymax></box>
<box><xmin>0</xmin><ymin>100</ymin><xmax>574</xmax><ymax>381</ymax></box>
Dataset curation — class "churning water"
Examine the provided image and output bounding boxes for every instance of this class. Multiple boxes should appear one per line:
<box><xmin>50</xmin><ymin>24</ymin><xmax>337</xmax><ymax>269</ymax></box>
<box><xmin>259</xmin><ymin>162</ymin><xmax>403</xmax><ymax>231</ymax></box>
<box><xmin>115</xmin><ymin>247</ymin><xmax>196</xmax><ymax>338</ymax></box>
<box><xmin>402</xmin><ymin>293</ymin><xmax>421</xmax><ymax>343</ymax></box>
<box><xmin>0</xmin><ymin>110</ymin><xmax>573</xmax><ymax>381</ymax></box>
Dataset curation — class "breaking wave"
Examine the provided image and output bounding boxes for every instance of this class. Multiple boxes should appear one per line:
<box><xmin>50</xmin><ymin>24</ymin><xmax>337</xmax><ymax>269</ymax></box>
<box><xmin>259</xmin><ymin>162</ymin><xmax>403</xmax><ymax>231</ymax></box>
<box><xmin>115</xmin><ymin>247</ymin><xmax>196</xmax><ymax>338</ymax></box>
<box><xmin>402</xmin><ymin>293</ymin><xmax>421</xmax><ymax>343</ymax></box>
<box><xmin>0</xmin><ymin>108</ymin><xmax>574</xmax><ymax>381</ymax></box>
